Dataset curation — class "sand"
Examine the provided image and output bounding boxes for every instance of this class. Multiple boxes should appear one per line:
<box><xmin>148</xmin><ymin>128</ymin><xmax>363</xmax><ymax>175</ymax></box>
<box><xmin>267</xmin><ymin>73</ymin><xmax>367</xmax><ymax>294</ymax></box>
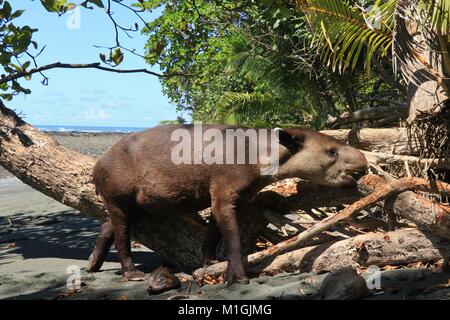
<box><xmin>1</xmin><ymin>132</ymin><xmax>449</xmax><ymax>300</ymax></box>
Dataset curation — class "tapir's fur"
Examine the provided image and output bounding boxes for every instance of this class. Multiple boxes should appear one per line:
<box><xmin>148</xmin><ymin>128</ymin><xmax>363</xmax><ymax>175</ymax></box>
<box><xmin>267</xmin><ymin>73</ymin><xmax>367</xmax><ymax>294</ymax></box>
<box><xmin>88</xmin><ymin>125</ymin><xmax>368</xmax><ymax>284</ymax></box>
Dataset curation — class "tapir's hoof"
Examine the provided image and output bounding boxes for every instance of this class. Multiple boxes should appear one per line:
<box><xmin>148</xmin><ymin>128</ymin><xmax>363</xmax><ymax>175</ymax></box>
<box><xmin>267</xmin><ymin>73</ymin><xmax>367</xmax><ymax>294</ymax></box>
<box><xmin>225</xmin><ymin>272</ymin><xmax>250</xmax><ymax>286</ymax></box>
<box><xmin>147</xmin><ymin>266</ymin><xmax>181</xmax><ymax>295</ymax></box>
<box><xmin>122</xmin><ymin>270</ymin><xmax>146</xmax><ymax>282</ymax></box>
<box><xmin>226</xmin><ymin>276</ymin><xmax>250</xmax><ymax>286</ymax></box>
<box><xmin>86</xmin><ymin>254</ymin><xmax>102</xmax><ymax>273</ymax></box>
<box><xmin>225</xmin><ymin>265</ymin><xmax>250</xmax><ymax>286</ymax></box>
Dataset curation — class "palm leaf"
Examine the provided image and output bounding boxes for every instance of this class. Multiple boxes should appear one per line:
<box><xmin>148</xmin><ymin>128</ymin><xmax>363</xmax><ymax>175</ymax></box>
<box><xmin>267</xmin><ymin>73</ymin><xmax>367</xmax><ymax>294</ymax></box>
<box><xmin>427</xmin><ymin>0</ymin><xmax>450</xmax><ymax>35</ymax></box>
<box><xmin>296</xmin><ymin>0</ymin><xmax>395</xmax><ymax>74</ymax></box>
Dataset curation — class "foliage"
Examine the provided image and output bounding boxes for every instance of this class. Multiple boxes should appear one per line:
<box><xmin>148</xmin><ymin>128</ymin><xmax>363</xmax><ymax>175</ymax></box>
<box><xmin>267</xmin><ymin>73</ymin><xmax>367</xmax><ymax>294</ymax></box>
<box><xmin>0</xmin><ymin>0</ymin><xmax>37</xmax><ymax>100</ymax></box>
<box><xmin>297</xmin><ymin>0</ymin><xmax>450</xmax><ymax>81</ymax></box>
<box><xmin>140</xmin><ymin>0</ymin><xmax>406</xmax><ymax>129</ymax></box>
<box><xmin>2</xmin><ymin>0</ymin><xmax>447</xmax><ymax>129</ymax></box>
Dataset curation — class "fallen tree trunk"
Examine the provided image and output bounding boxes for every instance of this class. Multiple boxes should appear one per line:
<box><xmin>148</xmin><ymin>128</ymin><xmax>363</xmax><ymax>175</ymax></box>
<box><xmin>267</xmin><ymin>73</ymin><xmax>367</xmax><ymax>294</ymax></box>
<box><xmin>194</xmin><ymin>229</ymin><xmax>450</xmax><ymax>279</ymax></box>
<box><xmin>321</xmin><ymin>128</ymin><xmax>419</xmax><ymax>155</ymax></box>
<box><xmin>0</xmin><ymin>102</ymin><xmax>266</xmax><ymax>270</ymax></box>
<box><xmin>361</xmin><ymin>175</ymin><xmax>450</xmax><ymax>238</ymax></box>
<box><xmin>326</xmin><ymin>105</ymin><xmax>408</xmax><ymax>129</ymax></box>
<box><xmin>251</xmin><ymin>229</ymin><xmax>450</xmax><ymax>276</ymax></box>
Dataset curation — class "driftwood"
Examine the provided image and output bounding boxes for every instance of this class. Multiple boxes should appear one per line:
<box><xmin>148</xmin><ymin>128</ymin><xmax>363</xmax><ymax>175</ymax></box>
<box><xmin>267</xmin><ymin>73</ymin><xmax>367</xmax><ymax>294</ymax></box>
<box><xmin>326</xmin><ymin>105</ymin><xmax>408</xmax><ymax>129</ymax></box>
<box><xmin>193</xmin><ymin>176</ymin><xmax>450</xmax><ymax>280</ymax></box>
<box><xmin>321</xmin><ymin>128</ymin><xmax>418</xmax><ymax>155</ymax></box>
<box><xmin>361</xmin><ymin>175</ymin><xmax>450</xmax><ymax>238</ymax></box>
<box><xmin>194</xmin><ymin>229</ymin><xmax>450</xmax><ymax>280</ymax></box>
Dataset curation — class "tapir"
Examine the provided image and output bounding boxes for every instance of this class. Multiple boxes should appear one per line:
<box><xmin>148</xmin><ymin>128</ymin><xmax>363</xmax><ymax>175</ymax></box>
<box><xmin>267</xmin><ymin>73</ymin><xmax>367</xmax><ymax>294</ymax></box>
<box><xmin>87</xmin><ymin>125</ymin><xmax>368</xmax><ymax>284</ymax></box>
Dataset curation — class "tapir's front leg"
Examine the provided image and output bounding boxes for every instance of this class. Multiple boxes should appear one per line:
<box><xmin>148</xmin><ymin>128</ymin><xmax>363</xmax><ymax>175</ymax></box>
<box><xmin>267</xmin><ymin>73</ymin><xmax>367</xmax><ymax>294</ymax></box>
<box><xmin>210</xmin><ymin>191</ymin><xmax>249</xmax><ymax>285</ymax></box>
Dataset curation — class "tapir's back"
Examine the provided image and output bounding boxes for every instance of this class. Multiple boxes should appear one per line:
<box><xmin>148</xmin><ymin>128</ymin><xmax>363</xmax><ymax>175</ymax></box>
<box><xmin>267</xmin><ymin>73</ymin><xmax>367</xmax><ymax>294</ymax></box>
<box><xmin>93</xmin><ymin>124</ymin><xmax>262</xmax><ymax>213</ymax></box>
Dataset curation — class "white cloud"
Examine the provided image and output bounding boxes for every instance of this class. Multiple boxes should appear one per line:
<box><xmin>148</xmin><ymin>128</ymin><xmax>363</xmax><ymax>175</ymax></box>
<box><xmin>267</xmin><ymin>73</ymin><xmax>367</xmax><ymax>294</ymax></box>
<box><xmin>104</xmin><ymin>101</ymin><xmax>120</xmax><ymax>108</ymax></box>
<box><xmin>82</xmin><ymin>108</ymin><xmax>112</xmax><ymax>120</ymax></box>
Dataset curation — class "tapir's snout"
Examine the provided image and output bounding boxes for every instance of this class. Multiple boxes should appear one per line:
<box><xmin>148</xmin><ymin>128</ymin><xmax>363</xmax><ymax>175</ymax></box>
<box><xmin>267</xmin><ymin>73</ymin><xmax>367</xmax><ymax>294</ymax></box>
<box><xmin>337</xmin><ymin>146</ymin><xmax>369</xmax><ymax>186</ymax></box>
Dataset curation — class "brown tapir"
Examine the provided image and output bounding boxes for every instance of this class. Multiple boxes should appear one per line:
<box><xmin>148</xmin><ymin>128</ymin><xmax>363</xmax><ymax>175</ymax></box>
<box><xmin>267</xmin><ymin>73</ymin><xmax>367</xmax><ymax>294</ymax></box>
<box><xmin>87</xmin><ymin>124</ymin><xmax>368</xmax><ymax>284</ymax></box>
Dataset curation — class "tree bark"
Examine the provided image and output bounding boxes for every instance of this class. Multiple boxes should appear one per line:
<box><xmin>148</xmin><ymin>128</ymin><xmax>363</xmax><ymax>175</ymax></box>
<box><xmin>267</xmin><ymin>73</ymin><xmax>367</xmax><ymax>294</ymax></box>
<box><xmin>0</xmin><ymin>101</ymin><xmax>267</xmax><ymax>270</ymax></box>
<box><xmin>393</xmin><ymin>1</ymin><xmax>450</xmax><ymax>123</ymax></box>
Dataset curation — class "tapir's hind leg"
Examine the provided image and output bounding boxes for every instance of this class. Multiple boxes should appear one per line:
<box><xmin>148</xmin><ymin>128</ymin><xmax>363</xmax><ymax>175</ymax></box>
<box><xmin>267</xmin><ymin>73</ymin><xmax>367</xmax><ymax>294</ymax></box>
<box><xmin>211</xmin><ymin>193</ymin><xmax>249</xmax><ymax>285</ymax></box>
<box><xmin>86</xmin><ymin>221</ymin><xmax>115</xmax><ymax>273</ymax></box>
<box><xmin>106</xmin><ymin>198</ymin><xmax>145</xmax><ymax>281</ymax></box>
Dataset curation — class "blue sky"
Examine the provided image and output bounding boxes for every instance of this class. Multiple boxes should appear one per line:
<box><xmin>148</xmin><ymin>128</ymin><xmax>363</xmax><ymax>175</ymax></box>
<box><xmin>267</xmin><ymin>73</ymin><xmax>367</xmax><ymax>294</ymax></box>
<box><xmin>7</xmin><ymin>1</ymin><xmax>182</xmax><ymax>128</ymax></box>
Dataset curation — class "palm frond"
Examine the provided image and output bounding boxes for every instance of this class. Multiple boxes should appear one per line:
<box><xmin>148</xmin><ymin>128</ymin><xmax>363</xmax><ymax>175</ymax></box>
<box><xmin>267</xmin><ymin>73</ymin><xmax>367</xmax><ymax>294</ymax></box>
<box><xmin>214</xmin><ymin>91</ymin><xmax>288</xmax><ymax>123</ymax></box>
<box><xmin>296</xmin><ymin>0</ymin><xmax>395</xmax><ymax>74</ymax></box>
<box><xmin>230</xmin><ymin>51</ymin><xmax>294</xmax><ymax>93</ymax></box>
<box><xmin>427</xmin><ymin>0</ymin><xmax>450</xmax><ymax>35</ymax></box>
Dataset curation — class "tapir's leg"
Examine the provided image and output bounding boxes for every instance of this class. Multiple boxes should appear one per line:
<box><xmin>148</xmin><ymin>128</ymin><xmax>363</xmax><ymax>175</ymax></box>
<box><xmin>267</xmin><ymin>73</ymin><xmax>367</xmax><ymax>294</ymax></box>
<box><xmin>107</xmin><ymin>199</ymin><xmax>145</xmax><ymax>281</ymax></box>
<box><xmin>211</xmin><ymin>195</ymin><xmax>249</xmax><ymax>285</ymax></box>
<box><xmin>86</xmin><ymin>221</ymin><xmax>115</xmax><ymax>272</ymax></box>
<box><xmin>201</xmin><ymin>217</ymin><xmax>221</xmax><ymax>266</ymax></box>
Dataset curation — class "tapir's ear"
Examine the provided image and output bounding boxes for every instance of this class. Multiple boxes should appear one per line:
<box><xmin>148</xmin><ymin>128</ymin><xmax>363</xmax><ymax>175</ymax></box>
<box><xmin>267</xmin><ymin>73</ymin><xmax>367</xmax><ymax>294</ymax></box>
<box><xmin>274</xmin><ymin>128</ymin><xmax>305</xmax><ymax>152</ymax></box>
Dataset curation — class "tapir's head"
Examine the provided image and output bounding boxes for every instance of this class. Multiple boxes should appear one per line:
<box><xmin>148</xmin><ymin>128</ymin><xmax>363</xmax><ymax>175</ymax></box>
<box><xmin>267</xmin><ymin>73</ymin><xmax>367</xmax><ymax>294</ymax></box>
<box><xmin>275</xmin><ymin>128</ymin><xmax>368</xmax><ymax>187</ymax></box>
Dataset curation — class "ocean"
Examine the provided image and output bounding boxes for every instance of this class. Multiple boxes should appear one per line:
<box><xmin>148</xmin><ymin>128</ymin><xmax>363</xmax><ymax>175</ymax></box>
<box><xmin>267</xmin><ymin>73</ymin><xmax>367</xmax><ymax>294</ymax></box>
<box><xmin>36</xmin><ymin>125</ymin><xmax>147</xmax><ymax>133</ymax></box>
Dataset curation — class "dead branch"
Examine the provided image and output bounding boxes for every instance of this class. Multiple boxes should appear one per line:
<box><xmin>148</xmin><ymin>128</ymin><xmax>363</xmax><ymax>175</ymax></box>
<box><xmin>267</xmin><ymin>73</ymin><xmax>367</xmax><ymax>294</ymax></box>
<box><xmin>193</xmin><ymin>175</ymin><xmax>450</xmax><ymax>280</ymax></box>
<box><xmin>363</xmin><ymin>151</ymin><xmax>450</xmax><ymax>170</ymax></box>
<box><xmin>0</xmin><ymin>62</ymin><xmax>191</xmax><ymax>84</ymax></box>
<box><xmin>360</xmin><ymin>175</ymin><xmax>450</xmax><ymax>239</ymax></box>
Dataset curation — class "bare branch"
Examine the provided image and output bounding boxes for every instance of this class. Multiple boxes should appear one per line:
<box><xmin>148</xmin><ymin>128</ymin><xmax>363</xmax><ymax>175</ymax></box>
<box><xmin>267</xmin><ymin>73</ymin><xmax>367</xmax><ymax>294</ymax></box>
<box><xmin>0</xmin><ymin>62</ymin><xmax>191</xmax><ymax>85</ymax></box>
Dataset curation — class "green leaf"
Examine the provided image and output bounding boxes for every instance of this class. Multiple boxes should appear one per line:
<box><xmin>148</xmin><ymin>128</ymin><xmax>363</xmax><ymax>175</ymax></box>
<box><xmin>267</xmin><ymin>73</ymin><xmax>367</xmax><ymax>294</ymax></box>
<box><xmin>110</xmin><ymin>48</ymin><xmax>124</xmax><ymax>65</ymax></box>
<box><xmin>40</xmin><ymin>0</ymin><xmax>67</xmax><ymax>12</ymax></box>
<box><xmin>279</xmin><ymin>7</ymin><xmax>291</xmax><ymax>18</ymax></box>
<box><xmin>10</xmin><ymin>9</ymin><xmax>25</xmax><ymax>19</ymax></box>
<box><xmin>0</xmin><ymin>1</ymin><xmax>12</xmax><ymax>19</ymax></box>
<box><xmin>262</xmin><ymin>0</ymin><xmax>276</xmax><ymax>9</ymax></box>
<box><xmin>88</xmin><ymin>0</ymin><xmax>104</xmax><ymax>8</ymax></box>
<box><xmin>0</xmin><ymin>52</ymin><xmax>12</xmax><ymax>65</ymax></box>
<box><xmin>65</xmin><ymin>3</ymin><xmax>77</xmax><ymax>11</ymax></box>
<box><xmin>22</xmin><ymin>61</ymin><xmax>31</xmax><ymax>70</ymax></box>
<box><xmin>1</xmin><ymin>94</ymin><xmax>13</xmax><ymax>101</ymax></box>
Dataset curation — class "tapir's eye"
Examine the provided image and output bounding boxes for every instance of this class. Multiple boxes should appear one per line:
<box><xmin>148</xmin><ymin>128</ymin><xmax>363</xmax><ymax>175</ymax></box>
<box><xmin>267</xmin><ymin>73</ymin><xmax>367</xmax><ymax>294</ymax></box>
<box><xmin>327</xmin><ymin>148</ymin><xmax>338</xmax><ymax>157</ymax></box>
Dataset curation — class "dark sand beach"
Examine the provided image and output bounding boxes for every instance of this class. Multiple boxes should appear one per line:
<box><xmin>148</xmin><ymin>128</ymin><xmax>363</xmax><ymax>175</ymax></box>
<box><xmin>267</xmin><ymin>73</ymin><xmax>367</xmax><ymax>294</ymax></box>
<box><xmin>1</xmin><ymin>131</ymin><xmax>449</xmax><ymax>300</ymax></box>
